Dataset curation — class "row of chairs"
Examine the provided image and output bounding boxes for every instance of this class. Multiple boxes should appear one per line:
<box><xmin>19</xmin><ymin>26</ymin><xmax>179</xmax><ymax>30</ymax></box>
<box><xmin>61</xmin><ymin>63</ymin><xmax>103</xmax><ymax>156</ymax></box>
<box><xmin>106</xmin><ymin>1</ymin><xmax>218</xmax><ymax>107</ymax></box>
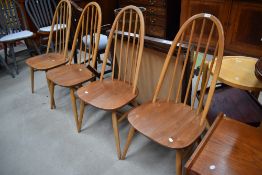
<box><xmin>26</xmin><ymin>1</ymin><xmax>224</xmax><ymax>175</ymax></box>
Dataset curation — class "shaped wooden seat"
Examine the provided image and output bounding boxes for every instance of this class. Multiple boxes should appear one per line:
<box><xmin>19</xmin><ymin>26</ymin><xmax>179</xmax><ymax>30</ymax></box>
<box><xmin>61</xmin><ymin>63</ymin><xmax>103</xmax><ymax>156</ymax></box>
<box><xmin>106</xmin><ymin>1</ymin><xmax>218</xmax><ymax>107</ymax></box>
<box><xmin>77</xmin><ymin>79</ymin><xmax>138</xmax><ymax>110</ymax></box>
<box><xmin>26</xmin><ymin>0</ymin><xmax>72</xmax><ymax>93</ymax></box>
<box><xmin>26</xmin><ymin>53</ymin><xmax>66</xmax><ymax>70</ymax></box>
<box><xmin>46</xmin><ymin>64</ymin><xmax>94</xmax><ymax>87</ymax></box>
<box><xmin>46</xmin><ymin>2</ymin><xmax>102</xmax><ymax>131</ymax></box>
<box><xmin>76</xmin><ymin>6</ymin><xmax>145</xmax><ymax>159</ymax></box>
<box><xmin>128</xmin><ymin>102</ymin><xmax>205</xmax><ymax>149</ymax></box>
<box><xmin>121</xmin><ymin>13</ymin><xmax>225</xmax><ymax>175</ymax></box>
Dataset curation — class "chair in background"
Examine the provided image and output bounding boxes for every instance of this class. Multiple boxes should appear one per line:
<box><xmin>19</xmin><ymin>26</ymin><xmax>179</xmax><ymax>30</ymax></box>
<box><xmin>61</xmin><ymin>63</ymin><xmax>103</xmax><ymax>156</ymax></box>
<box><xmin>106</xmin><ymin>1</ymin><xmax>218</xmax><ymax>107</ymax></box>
<box><xmin>121</xmin><ymin>13</ymin><xmax>224</xmax><ymax>175</ymax></box>
<box><xmin>26</xmin><ymin>0</ymin><xmax>71</xmax><ymax>93</ymax></box>
<box><xmin>46</xmin><ymin>2</ymin><xmax>102</xmax><ymax>127</ymax></box>
<box><xmin>0</xmin><ymin>0</ymin><xmax>40</xmax><ymax>75</ymax></box>
<box><xmin>76</xmin><ymin>5</ymin><xmax>145</xmax><ymax>159</ymax></box>
<box><xmin>25</xmin><ymin>0</ymin><xmax>57</xmax><ymax>51</ymax></box>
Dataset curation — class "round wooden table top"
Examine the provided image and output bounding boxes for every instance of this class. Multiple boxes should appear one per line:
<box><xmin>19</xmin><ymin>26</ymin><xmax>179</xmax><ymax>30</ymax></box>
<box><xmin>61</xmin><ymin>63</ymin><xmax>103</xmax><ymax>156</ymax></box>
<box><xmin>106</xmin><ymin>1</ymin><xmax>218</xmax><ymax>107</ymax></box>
<box><xmin>255</xmin><ymin>58</ymin><xmax>262</xmax><ymax>82</ymax></box>
<box><xmin>211</xmin><ymin>56</ymin><xmax>262</xmax><ymax>91</ymax></box>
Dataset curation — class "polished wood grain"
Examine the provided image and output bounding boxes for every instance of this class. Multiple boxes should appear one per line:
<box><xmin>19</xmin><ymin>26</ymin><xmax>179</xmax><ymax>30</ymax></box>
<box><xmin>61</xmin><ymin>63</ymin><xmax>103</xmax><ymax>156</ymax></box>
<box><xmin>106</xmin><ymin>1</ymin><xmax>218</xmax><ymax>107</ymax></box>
<box><xmin>26</xmin><ymin>0</ymin><xmax>72</xmax><ymax>93</ymax></box>
<box><xmin>76</xmin><ymin>6</ymin><xmax>145</xmax><ymax>159</ymax></box>
<box><xmin>211</xmin><ymin>56</ymin><xmax>262</xmax><ymax>91</ymax></box>
<box><xmin>185</xmin><ymin>115</ymin><xmax>262</xmax><ymax>175</ymax></box>
<box><xmin>46</xmin><ymin>2</ymin><xmax>102</xmax><ymax>131</ymax></box>
<box><xmin>255</xmin><ymin>58</ymin><xmax>262</xmax><ymax>81</ymax></box>
<box><xmin>122</xmin><ymin>13</ymin><xmax>224</xmax><ymax>175</ymax></box>
<box><xmin>128</xmin><ymin>102</ymin><xmax>206</xmax><ymax>149</ymax></box>
<box><xmin>77</xmin><ymin>79</ymin><xmax>138</xmax><ymax>110</ymax></box>
<box><xmin>26</xmin><ymin>53</ymin><xmax>67</xmax><ymax>70</ymax></box>
<box><xmin>46</xmin><ymin>64</ymin><xmax>94</xmax><ymax>87</ymax></box>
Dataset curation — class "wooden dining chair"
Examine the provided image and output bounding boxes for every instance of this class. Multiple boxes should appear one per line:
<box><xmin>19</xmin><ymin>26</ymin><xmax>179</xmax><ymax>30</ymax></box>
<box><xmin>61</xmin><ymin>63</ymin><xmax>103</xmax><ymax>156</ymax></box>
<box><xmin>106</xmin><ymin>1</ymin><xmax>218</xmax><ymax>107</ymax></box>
<box><xmin>76</xmin><ymin>5</ymin><xmax>145</xmax><ymax>159</ymax></box>
<box><xmin>46</xmin><ymin>2</ymin><xmax>102</xmax><ymax>125</ymax></box>
<box><xmin>25</xmin><ymin>0</ymin><xmax>57</xmax><ymax>51</ymax></box>
<box><xmin>26</xmin><ymin>0</ymin><xmax>71</xmax><ymax>93</ymax></box>
<box><xmin>0</xmin><ymin>0</ymin><xmax>40</xmax><ymax>76</ymax></box>
<box><xmin>121</xmin><ymin>13</ymin><xmax>224</xmax><ymax>175</ymax></box>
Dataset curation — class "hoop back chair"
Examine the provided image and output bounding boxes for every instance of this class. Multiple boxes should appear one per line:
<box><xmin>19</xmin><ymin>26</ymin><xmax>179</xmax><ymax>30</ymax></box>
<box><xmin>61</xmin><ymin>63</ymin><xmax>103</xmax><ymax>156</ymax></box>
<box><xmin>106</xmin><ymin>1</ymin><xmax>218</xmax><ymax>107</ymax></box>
<box><xmin>46</xmin><ymin>2</ymin><xmax>102</xmax><ymax>127</ymax></box>
<box><xmin>121</xmin><ymin>13</ymin><xmax>224</xmax><ymax>175</ymax></box>
<box><xmin>25</xmin><ymin>0</ymin><xmax>56</xmax><ymax>33</ymax></box>
<box><xmin>77</xmin><ymin>5</ymin><xmax>145</xmax><ymax>159</ymax></box>
<box><xmin>0</xmin><ymin>0</ymin><xmax>39</xmax><ymax>76</ymax></box>
<box><xmin>26</xmin><ymin>0</ymin><xmax>71</xmax><ymax>93</ymax></box>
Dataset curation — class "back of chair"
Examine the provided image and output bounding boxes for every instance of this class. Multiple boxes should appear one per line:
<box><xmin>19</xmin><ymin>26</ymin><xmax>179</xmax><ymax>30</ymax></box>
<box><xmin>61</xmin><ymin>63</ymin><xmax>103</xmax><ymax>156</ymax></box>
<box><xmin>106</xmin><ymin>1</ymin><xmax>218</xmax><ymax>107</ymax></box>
<box><xmin>0</xmin><ymin>0</ymin><xmax>27</xmax><ymax>34</ymax></box>
<box><xmin>152</xmin><ymin>13</ymin><xmax>224</xmax><ymax>125</ymax></box>
<box><xmin>100</xmin><ymin>5</ymin><xmax>145</xmax><ymax>94</ymax></box>
<box><xmin>68</xmin><ymin>2</ymin><xmax>102</xmax><ymax>67</ymax></box>
<box><xmin>25</xmin><ymin>0</ymin><xmax>56</xmax><ymax>30</ymax></box>
<box><xmin>46</xmin><ymin>0</ymin><xmax>71</xmax><ymax>58</ymax></box>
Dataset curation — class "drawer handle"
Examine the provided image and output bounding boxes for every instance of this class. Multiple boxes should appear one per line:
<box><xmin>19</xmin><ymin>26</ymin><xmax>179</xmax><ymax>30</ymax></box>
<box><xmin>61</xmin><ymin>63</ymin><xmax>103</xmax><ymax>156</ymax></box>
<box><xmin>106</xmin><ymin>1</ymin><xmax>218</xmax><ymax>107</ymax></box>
<box><xmin>151</xmin><ymin>19</ymin><xmax>156</xmax><ymax>24</ymax></box>
<box><xmin>149</xmin><ymin>8</ymin><xmax>155</xmax><ymax>14</ymax></box>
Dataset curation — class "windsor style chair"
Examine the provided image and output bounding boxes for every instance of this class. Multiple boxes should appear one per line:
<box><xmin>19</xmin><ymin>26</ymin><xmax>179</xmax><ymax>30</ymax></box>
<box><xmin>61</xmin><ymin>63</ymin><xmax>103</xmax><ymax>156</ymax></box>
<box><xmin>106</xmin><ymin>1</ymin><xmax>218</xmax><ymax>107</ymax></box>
<box><xmin>121</xmin><ymin>13</ymin><xmax>224</xmax><ymax>175</ymax></box>
<box><xmin>46</xmin><ymin>2</ymin><xmax>102</xmax><ymax>127</ymax></box>
<box><xmin>76</xmin><ymin>5</ymin><xmax>145</xmax><ymax>159</ymax></box>
<box><xmin>0</xmin><ymin>0</ymin><xmax>39</xmax><ymax>76</ymax></box>
<box><xmin>25</xmin><ymin>0</ymin><xmax>56</xmax><ymax>51</ymax></box>
<box><xmin>26</xmin><ymin>0</ymin><xmax>71</xmax><ymax>93</ymax></box>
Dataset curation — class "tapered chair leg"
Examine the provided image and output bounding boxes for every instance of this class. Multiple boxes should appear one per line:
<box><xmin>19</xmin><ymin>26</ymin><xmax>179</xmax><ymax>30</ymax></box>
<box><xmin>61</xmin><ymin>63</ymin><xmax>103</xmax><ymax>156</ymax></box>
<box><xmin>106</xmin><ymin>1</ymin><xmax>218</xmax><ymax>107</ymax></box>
<box><xmin>121</xmin><ymin>125</ymin><xmax>136</xmax><ymax>160</ymax></box>
<box><xmin>112</xmin><ymin>111</ymin><xmax>121</xmax><ymax>159</ymax></box>
<box><xmin>78</xmin><ymin>100</ymin><xmax>86</xmax><ymax>132</ymax></box>
<box><xmin>30</xmin><ymin>67</ymin><xmax>34</xmax><ymax>93</ymax></box>
<box><xmin>10</xmin><ymin>44</ymin><xmax>18</xmax><ymax>74</ymax></box>
<box><xmin>70</xmin><ymin>88</ymin><xmax>81</xmax><ymax>132</ymax></box>
<box><xmin>49</xmin><ymin>81</ymin><xmax>56</xmax><ymax>109</ymax></box>
<box><xmin>176</xmin><ymin>149</ymin><xmax>183</xmax><ymax>175</ymax></box>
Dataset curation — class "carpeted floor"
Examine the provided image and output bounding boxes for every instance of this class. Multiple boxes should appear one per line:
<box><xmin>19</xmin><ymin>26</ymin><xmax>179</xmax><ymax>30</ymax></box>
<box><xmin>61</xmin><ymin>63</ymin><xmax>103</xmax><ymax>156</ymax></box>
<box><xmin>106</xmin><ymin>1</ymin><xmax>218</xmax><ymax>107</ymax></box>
<box><xmin>0</xmin><ymin>45</ymin><xmax>179</xmax><ymax>175</ymax></box>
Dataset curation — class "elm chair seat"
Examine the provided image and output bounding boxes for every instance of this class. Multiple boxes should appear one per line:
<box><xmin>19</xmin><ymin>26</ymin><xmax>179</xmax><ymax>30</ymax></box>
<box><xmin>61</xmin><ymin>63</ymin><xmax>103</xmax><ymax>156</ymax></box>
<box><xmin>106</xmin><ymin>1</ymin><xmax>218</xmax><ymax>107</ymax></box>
<box><xmin>26</xmin><ymin>53</ymin><xmax>67</xmax><ymax>71</ymax></box>
<box><xmin>127</xmin><ymin>102</ymin><xmax>206</xmax><ymax>149</ymax></box>
<box><xmin>77</xmin><ymin>79</ymin><xmax>138</xmax><ymax>110</ymax></box>
<box><xmin>0</xmin><ymin>30</ymin><xmax>33</xmax><ymax>42</ymax></box>
<box><xmin>39</xmin><ymin>24</ymin><xmax>67</xmax><ymax>33</ymax></box>
<box><xmin>46</xmin><ymin>64</ymin><xmax>94</xmax><ymax>87</ymax></box>
<box><xmin>82</xmin><ymin>34</ymin><xmax>107</xmax><ymax>50</ymax></box>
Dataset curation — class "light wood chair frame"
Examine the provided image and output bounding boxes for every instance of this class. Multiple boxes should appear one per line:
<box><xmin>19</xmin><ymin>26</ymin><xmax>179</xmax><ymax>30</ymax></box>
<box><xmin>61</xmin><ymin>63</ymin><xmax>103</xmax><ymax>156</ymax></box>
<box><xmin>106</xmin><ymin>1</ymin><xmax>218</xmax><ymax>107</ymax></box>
<box><xmin>29</xmin><ymin>0</ymin><xmax>72</xmax><ymax>93</ymax></box>
<box><xmin>77</xmin><ymin>5</ymin><xmax>145</xmax><ymax>160</ymax></box>
<box><xmin>48</xmin><ymin>2</ymin><xmax>102</xmax><ymax>131</ymax></box>
<box><xmin>121</xmin><ymin>13</ymin><xmax>224</xmax><ymax>175</ymax></box>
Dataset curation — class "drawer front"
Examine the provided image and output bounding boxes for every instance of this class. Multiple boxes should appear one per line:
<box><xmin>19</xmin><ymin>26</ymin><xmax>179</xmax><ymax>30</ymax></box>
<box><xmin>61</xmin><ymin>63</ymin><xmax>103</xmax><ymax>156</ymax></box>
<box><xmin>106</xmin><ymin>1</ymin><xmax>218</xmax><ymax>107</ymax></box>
<box><xmin>146</xmin><ymin>15</ymin><xmax>166</xmax><ymax>27</ymax></box>
<box><xmin>119</xmin><ymin>0</ymin><xmax>166</xmax><ymax>7</ymax></box>
<box><xmin>146</xmin><ymin>25</ymin><xmax>166</xmax><ymax>38</ymax></box>
<box><xmin>146</xmin><ymin>6</ymin><xmax>166</xmax><ymax>16</ymax></box>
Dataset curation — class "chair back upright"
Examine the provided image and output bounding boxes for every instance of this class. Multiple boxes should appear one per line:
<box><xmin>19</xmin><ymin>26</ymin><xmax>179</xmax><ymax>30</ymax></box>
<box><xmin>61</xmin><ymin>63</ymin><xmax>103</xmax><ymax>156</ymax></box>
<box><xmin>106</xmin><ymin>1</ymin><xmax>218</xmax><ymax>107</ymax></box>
<box><xmin>46</xmin><ymin>0</ymin><xmax>71</xmax><ymax>58</ymax></box>
<box><xmin>100</xmin><ymin>5</ymin><xmax>145</xmax><ymax>94</ymax></box>
<box><xmin>68</xmin><ymin>2</ymin><xmax>102</xmax><ymax>68</ymax></box>
<box><xmin>25</xmin><ymin>0</ymin><xmax>56</xmax><ymax>30</ymax></box>
<box><xmin>0</xmin><ymin>0</ymin><xmax>27</xmax><ymax>35</ymax></box>
<box><xmin>152</xmin><ymin>13</ymin><xmax>224</xmax><ymax>125</ymax></box>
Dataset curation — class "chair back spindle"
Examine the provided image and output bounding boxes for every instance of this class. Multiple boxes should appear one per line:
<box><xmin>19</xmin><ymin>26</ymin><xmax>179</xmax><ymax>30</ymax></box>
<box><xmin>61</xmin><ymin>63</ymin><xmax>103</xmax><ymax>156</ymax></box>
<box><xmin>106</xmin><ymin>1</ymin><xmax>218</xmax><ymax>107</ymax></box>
<box><xmin>152</xmin><ymin>13</ymin><xmax>224</xmax><ymax>125</ymax></box>
<box><xmin>46</xmin><ymin>0</ymin><xmax>71</xmax><ymax>58</ymax></box>
<box><xmin>25</xmin><ymin>0</ymin><xmax>56</xmax><ymax>30</ymax></box>
<box><xmin>68</xmin><ymin>2</ymin><xmax>101</xmax><ymax>68</ymax></box>
<box><xmin>100</xmin><ymin>5</ymin><xmax>145</xmax><ymax>94</ymax></box>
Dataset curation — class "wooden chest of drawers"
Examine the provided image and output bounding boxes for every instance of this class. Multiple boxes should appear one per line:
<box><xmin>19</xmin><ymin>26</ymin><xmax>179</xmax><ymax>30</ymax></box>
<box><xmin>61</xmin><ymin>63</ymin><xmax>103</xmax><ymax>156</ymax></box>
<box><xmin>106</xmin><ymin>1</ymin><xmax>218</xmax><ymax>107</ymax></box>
<box><xmin>119</xmin><ymin>0</ymin><xmax>180</xmax><ymax>39</ymax></box>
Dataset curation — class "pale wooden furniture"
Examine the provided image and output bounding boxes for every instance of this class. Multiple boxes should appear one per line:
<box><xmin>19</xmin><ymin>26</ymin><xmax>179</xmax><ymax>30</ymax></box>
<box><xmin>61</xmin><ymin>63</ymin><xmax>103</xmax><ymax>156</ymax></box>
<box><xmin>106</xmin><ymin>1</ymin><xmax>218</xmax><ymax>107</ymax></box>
<box><xmin>185</xmin><ymin>114</ymin><xmax>262</xmax><ymax>175</ymax></box>
<box><xmin>46</xmin><ymin>2</ymin><xmax>102</xmax><ymax>129</ymax></box>
<box><xmin>121</xmin><ymin>13</ymin><xmax>224</xmax><ymax>175</ymax></box>
<box><xmin>211</xmin><ymin>56</ymin><xmax>262</xmax><ymax>92</ymax></box>
<box><xmin>76</xmin><ymin>5</ymin><xmax>145</xmax><ymax>159</ymax></box>
<box><xmin>26</xmin><ymin>0</ymin><xmax>72</xmax><ymax>93</ymax></box>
